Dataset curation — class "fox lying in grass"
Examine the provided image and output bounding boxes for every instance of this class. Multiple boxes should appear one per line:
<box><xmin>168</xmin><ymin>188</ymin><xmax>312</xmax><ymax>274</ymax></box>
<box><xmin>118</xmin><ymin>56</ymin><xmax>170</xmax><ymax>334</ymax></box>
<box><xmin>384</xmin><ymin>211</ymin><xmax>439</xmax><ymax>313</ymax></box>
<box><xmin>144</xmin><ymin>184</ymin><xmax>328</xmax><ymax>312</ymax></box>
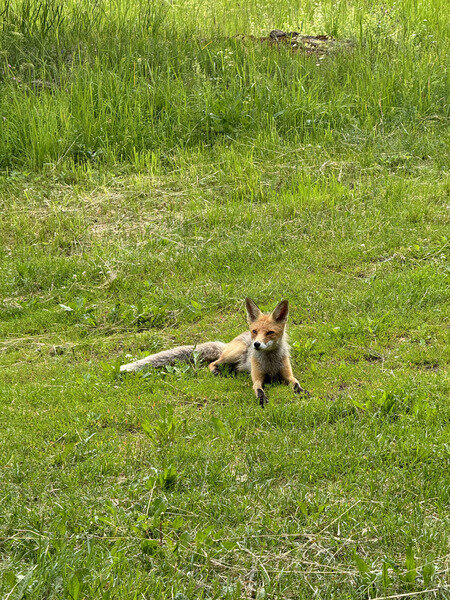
<box><xmin>120</xmin><ymin>298</ymin><xmax>309</xmax><ymax>406</ymax></box>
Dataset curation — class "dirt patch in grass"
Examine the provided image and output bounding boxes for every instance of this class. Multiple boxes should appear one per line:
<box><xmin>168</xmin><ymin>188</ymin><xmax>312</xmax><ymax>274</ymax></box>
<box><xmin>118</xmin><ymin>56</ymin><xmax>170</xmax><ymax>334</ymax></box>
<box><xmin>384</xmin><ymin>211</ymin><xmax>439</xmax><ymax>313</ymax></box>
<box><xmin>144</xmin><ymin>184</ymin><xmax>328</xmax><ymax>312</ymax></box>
<box><xmin>236</xmin><ymin>29</ymin><xmax>354</xmax><ymax>54</ymax></box>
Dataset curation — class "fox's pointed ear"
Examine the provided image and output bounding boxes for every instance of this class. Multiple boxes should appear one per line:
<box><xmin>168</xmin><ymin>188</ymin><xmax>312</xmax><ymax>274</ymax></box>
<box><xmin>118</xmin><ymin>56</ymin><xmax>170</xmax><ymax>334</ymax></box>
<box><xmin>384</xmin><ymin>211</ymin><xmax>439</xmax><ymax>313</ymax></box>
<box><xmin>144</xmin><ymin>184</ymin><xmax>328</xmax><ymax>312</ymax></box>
<box><xmin>245</xmin><ymin>298</ymin><xmax>261</xmax><ymax>323</ymax></box>
<box><xmin>272</xmin><ymin>300</ymin><xmax>289</xmax><ymax>322</ymax></box>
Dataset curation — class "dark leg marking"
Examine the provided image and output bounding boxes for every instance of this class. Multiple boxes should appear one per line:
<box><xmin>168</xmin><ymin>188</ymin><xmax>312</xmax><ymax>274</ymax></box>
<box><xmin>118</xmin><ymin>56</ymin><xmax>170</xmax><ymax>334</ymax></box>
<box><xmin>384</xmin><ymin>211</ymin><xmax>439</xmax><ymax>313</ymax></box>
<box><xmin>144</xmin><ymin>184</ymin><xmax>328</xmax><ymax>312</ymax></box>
<box><xmin>257</xmin><ymin>388</ymin><xmax>268</xmax><ymax>407</ymax></box>
<box><xmin>293</xmin><ymin>382</ymin><xmax>310</xmax><ymax>396</ymax></box>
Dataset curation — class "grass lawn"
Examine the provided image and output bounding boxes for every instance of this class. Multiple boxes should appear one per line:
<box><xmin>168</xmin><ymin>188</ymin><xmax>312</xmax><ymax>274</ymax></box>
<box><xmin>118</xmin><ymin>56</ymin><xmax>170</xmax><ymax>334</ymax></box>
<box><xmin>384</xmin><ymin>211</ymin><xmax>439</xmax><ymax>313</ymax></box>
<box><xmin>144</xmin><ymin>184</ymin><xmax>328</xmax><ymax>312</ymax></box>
<box><xmin>0</xmin><ymin>0</ymin><xmax>449</xmax><ymax>598</ymax></box>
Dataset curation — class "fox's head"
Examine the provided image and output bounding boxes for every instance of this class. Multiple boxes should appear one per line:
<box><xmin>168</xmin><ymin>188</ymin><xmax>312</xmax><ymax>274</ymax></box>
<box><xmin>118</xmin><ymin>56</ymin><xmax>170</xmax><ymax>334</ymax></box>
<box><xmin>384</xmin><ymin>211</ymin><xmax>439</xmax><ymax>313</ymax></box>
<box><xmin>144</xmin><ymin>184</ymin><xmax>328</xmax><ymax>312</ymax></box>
<box><xmin>245</xmin><ymin>298</ymin><xmax>289</xmax><ymax>351</ymax></box>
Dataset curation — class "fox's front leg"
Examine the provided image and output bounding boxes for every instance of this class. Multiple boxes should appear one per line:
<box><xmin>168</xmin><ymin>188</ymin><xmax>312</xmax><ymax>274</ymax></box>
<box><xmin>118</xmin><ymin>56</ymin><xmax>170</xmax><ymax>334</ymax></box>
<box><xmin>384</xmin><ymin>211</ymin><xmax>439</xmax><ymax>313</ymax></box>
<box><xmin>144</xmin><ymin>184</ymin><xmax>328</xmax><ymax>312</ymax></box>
<box><xmin>250</xmin><ymin>357</ymin><xmax>268</xmax><ymax>407</ymax></box>
<box><xmin>280</xmin><ymin>355</ymin><xmax>309</xmax><ymax>396</ymax></box>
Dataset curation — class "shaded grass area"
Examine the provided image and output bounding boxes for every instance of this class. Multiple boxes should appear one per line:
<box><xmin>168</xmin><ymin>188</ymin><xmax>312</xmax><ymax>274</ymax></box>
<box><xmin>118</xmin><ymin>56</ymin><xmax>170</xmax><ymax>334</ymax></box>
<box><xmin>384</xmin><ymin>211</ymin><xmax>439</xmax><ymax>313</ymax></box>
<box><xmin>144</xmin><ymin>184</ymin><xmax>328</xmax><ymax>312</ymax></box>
<box><xmin>0</xmin><ymin>0</ymin><xmax>449</xmax><ymax>598</ymax></box>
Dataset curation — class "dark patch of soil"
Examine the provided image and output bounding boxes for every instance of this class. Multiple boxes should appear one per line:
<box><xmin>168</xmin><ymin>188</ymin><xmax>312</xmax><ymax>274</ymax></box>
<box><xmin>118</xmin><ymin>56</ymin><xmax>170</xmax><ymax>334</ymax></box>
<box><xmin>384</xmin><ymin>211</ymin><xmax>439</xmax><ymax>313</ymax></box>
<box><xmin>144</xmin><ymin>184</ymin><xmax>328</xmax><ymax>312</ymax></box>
<box><xmin>236</xmin><ymin>30</ymin><xmax>354</xmax><ymax>54</ymax></box>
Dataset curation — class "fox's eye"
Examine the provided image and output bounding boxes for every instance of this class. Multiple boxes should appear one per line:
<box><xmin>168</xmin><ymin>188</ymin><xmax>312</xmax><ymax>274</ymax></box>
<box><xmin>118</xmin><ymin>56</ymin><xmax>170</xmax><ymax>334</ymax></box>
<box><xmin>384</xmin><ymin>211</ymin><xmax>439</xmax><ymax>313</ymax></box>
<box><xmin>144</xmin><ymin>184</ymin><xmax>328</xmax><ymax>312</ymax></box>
<box><xmin>252</xmin><ymin>329</ymin><xmax>257</xmax><ymax>334</ymax></box>
<box><xmin>267</xmin><ymin>331</ymin><xmax>275</xmax><ymax>335</ymax></box>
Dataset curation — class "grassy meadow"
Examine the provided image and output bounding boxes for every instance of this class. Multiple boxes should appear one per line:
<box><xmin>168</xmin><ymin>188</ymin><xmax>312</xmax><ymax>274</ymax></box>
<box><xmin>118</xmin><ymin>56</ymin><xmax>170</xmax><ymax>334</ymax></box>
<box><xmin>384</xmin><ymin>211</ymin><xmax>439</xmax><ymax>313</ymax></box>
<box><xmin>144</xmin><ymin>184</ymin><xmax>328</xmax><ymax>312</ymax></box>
<box><xmin>0</xmin><ymin>0</ymin><xmax>449</xmax><ymax>598</ymax></box>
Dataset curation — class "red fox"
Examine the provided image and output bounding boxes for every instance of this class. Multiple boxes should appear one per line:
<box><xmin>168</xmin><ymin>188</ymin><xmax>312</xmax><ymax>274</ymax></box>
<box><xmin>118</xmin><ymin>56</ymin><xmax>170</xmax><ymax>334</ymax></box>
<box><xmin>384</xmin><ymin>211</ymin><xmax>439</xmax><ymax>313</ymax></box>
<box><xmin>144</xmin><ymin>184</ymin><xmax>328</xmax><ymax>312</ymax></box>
<box><xmin>120</xmin><ymin>298</ymin><xmax>309</xmax><ymax>406</ymax></box>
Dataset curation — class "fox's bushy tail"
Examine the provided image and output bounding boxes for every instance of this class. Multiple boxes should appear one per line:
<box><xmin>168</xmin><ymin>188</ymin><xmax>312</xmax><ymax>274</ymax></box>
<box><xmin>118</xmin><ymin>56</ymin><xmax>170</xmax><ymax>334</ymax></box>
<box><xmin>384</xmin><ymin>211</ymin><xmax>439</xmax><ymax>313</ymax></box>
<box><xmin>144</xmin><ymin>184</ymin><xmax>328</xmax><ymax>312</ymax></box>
<box><xmin>120</xmin><ymin>341</ymin><xmax>226</xmax><ymax>373</ymax></box>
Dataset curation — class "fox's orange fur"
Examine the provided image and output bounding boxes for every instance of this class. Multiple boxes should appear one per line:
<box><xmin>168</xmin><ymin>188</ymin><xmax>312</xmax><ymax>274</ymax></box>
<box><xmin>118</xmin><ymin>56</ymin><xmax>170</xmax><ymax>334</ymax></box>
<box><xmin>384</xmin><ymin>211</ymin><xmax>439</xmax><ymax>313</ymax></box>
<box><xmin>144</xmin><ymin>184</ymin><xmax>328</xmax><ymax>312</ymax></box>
<box><xmin>120</xmin><ymin>298</ymin><xmax>308</xmax><ymax>406</ymax></box>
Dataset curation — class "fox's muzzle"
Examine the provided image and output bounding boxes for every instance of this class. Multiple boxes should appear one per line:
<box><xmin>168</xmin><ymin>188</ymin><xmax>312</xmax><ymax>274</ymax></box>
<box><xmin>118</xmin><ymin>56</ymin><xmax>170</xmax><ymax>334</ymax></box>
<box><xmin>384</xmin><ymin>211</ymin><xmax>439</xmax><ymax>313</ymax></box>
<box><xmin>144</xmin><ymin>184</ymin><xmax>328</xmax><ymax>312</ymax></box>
<box><xmin>253</xmin><ymin>340</ymin><xmax>274</xmax><ymax>351</ymax></box>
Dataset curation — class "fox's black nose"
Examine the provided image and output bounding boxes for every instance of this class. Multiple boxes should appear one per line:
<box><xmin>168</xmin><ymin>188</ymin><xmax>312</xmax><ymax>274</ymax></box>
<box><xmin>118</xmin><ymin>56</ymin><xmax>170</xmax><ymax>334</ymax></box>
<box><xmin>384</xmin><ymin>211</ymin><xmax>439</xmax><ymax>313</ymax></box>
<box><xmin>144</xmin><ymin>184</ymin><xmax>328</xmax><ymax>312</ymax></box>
<box><xmin>253</xmin><ymin>341</ymin><xmax>261</xmax><ymax>349</ymax></box>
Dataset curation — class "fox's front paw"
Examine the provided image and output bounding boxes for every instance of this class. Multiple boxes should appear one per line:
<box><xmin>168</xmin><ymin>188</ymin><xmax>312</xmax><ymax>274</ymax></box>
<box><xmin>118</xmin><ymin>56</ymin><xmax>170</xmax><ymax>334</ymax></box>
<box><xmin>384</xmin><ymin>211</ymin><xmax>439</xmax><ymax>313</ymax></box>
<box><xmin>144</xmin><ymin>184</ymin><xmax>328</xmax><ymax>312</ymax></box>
<box><xmin>293</xmin><ymin>382</ymin><xmax>310</xmax><ymax>396</ymax></box>
<box><xmin>256</xmin><ymin>388</ymin><xmax>268</xmax><ymax>407</ymax></box>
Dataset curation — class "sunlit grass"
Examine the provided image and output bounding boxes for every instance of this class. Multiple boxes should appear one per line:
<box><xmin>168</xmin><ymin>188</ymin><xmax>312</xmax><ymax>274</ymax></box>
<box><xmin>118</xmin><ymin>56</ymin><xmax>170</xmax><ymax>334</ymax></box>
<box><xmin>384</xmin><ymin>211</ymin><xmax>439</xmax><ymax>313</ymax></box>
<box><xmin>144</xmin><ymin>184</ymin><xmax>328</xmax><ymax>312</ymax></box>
<box><xmin>0</xmin><ymin>0</ymin><xmax>448</xmax><ymax>598</ymax></box>
<box><xmin>0</xmin><ymin>0</ymin><xmax>447</xmax><ymax>169</ymax></box>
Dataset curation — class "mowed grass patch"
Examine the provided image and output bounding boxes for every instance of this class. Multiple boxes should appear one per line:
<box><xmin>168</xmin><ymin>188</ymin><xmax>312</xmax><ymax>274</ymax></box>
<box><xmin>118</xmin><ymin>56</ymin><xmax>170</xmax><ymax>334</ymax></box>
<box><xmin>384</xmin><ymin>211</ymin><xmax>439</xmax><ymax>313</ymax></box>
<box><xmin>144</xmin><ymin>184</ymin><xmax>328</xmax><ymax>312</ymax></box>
<box><xmin>1</xmin><ymin>142</ymin><xmax>448</xmax><ymax>599</ymax></box>
<box><xmin>0</xmin><ymin>0</ymin><xmax>449</xmax><ymax>598</ymax></box>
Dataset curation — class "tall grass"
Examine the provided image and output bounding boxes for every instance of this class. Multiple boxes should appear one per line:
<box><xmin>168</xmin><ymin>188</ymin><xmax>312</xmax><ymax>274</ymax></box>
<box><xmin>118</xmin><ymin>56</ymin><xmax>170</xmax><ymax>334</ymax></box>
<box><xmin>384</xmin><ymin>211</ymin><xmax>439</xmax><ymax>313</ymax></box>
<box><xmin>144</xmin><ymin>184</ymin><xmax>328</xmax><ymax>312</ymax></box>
<box><xmin>0</xmin><ymin>0</ymin><xmax>447</xmax><ymax>170</ymax></box>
